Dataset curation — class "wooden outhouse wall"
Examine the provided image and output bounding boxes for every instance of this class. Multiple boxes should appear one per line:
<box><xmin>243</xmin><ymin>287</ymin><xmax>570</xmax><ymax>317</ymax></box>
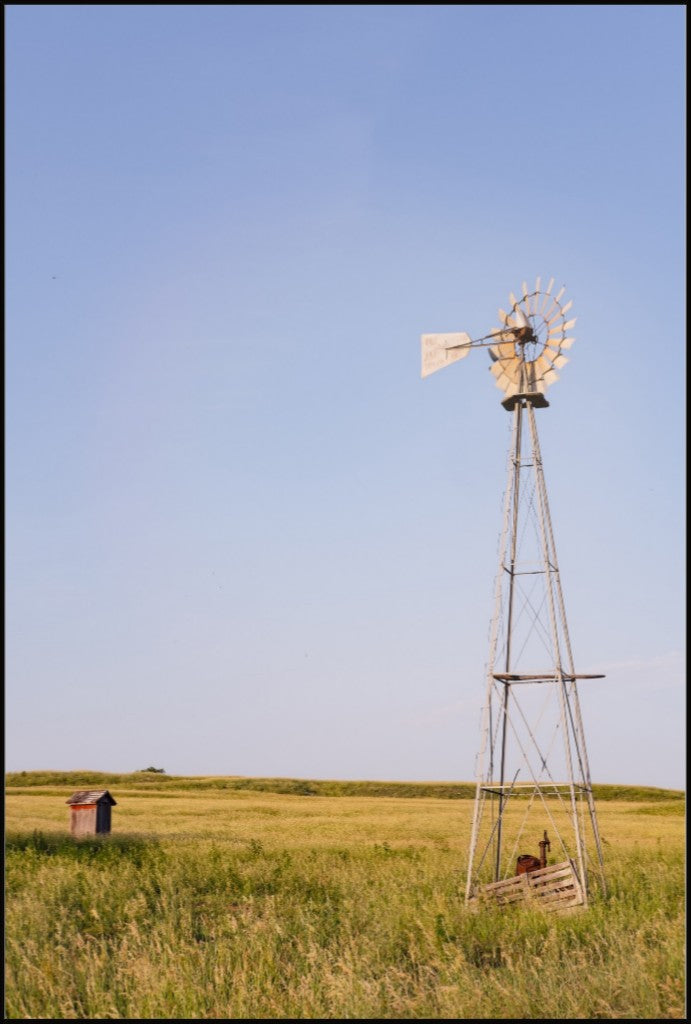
<box><xmin>70</xmin><ymin>805</ymin><xmax>98</xmax><ymax>836</ymax></box>
<box><xmin>96</xmin><ymin>802</ymin><xmax>111</xmax><ymax>834</ymax></box>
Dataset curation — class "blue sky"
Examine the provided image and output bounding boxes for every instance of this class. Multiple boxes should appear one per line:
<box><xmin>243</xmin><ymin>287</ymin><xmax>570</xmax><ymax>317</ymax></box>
<box><xmin>6</xmin><ymin>5</ymin><xmax>685</xmax><ymax>788</ymax></box>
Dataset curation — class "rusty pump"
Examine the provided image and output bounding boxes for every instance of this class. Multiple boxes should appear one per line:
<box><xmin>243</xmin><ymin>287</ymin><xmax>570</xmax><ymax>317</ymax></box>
<box><xmin>516</xmin><ymin>831</ymin><xmax>551</xmax><ymax>876</ymax></box>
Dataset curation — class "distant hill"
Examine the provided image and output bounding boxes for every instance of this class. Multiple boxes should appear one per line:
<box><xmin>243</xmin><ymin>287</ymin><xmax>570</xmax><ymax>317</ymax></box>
<box><xmin>4</xmin><ymin>770</ymin><xmax>684</xmax><ymax>802</ymax></box>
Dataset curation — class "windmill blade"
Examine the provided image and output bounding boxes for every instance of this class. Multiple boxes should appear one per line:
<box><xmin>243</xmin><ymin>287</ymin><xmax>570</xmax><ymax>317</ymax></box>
<box><xmin>498</xmin><ymin>311</ymin><xmax>518</xmax><ymax>328</ymax></box>
<box><xmin>544</xmin><ymin>306</ymin><xmax>564</xmax><ymax>325</ymax></box>
<box><xmin>489</xmin><ymin>330</ymin><xmax>516</xmax><ymax>353</ymax></box>
<box><xmin>533</xmin><ymin>355</ymin><xmax>552</xmax><ymax>378</ymax></box>
<box><xmin>503</xmin><ymin>356</ymin><xmax>523</xmax><ymax>383</ymax></box>
<box><xmin>494</xmin><ymin>372</ymin><xmax>513</xmax><ymax>392</ymax></box>
<box><xmin>491</xmin><ymin>362</ymin><xmax>521</xmax><ymax>390</ymax></box>
<box><xmin>560</xmin><ymin>337</ymin><xmax>575</xmax><ymax>349</ymax></box>
<box><xmin>513</xmin><ymin>307</ymin><xmax>530</xmax><ymax>329</ymax></box>
<box><xmin>548</xmin><ymin>320</ymin><xmax>577</xmax><ymax>340</ymax></box>
<box><xmin>533</xmin><ymin>277</ymin><xmax>541</xmax><ymax>313</ymax></box>
<box><xmin>421</xmin><ymin>332</ymin><xmax>471</xmax><ymax>378</ymax></box>
<box><xmin>563</xmin><ymin>318</ymin><xmax>577</xmax><ymax>331</ymax></box>
<box><xmin>497</xmin><ymin>339</ymin><xmax>516</xmax><ymax>359</ymax></box>
<box><xmin>540</xmin><ymin>278</ymin><xmax>555</xmax><ymax>314</ymax></box>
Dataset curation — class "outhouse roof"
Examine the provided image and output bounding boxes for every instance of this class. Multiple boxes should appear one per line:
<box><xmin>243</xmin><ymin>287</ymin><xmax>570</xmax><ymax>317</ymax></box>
<box><xmin>66</xmin><ymin>790</ymin><xmax>117</xmax><ymax>806</ymax></box>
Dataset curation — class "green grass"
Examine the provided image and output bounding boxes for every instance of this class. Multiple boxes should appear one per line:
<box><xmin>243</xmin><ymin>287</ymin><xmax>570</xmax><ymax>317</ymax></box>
<box><xmin>5</xmin><ymin>770</ymin><xmax>684</xmax><ymax>801</ymax></box>
<box><xmin>4</xmin><ymin>775</ymin><xmax>686</xmax><ymax>1019</ymax></box>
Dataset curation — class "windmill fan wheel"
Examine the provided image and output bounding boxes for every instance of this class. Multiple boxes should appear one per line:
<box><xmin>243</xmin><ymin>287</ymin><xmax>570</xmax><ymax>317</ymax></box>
<box><xmin>489</xmin><ymin>278</ymin><xmax>576</xmax><ymax>400</ymax></box>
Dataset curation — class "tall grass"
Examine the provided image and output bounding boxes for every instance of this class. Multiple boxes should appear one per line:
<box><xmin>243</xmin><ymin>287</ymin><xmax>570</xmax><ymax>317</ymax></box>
<box><xmin>4</xmin><ymin>782</ymin><xmax>685</xmax><ymax>1019</ymax></box>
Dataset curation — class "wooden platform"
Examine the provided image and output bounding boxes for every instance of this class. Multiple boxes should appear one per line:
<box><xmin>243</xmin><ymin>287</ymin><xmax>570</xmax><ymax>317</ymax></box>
<box><xmin>469</xmin><ymin>860</ymin><xmax>585</xmax><ymax>914</ymax></box>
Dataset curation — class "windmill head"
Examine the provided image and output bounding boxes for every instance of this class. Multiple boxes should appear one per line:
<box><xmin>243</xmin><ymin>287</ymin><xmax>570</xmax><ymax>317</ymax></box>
<box><xmin>422</xmin><ymin>277</ymin><xmax>576</xmax><ymax>409</ymax></box>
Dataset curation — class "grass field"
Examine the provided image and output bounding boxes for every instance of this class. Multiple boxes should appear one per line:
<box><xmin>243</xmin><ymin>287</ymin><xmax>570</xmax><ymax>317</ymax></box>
<box><xmin>5</xmin><ymin>773</ymin><xmax>685</xmax><ymax>1019</ymax></box>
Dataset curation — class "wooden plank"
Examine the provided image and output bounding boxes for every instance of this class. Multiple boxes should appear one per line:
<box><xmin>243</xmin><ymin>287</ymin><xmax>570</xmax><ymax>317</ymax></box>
<box><xmin>529</xmin><ymin>869</ymin><xmax>576</xmax><ymax>886</ymax></box>
<box><xmin>541</xmin><ymin>894</ymin><xmax>582</xmax><ymax>906</ymax></box>
<box><xmin>485</xmin><ymin>892</ymin><xmax>525</xmax><ymax>905</ymax></box>
<box><xmin>532</xmin><ymin>878</ymin><xmax>581</xmax><ymax>895</ymax></box>
<box><xmin>532</xmin><ymin>878</ymin><xmax>578</xmax><ymax>892</ymax></box>
<box><xmin>530</xmin><ymin>873</ymin><xmax>574</xmax><ymax>886</ymax></box>
<box><xmin>536</xmin><ymin>884</ymin><xmax>580</xmax><ymax>899</ymax></box>
<box><xmin>530</xmin><ymin>868</ymin><xmax>575</xmax><ymax>883</ymax></box>
<box><xmin>532</xmin><ymin>884</ymin><xmax>578</xmax><ymax>898</ymax></box>
<box><xmin>537</xmin><ymin>875</ymin><xmax>578</xmax><ymax>885</ymax></box>
<box><xmin>481</xmin><ymin>877</ymin><xmax>525</xmax><ymax>893</ymax></box>
<box><xmin>524</xmin><ymin>859</ymin><xmax>572</xmax><ymax>877</ymax></box>
<box><xmin>482</xmin><ymin>875</ymin><xmax>525</xmax><ymax>888</ymax></box>
<box><xmin>494</xmin><ymin>892</ymin><xmax>526</xmax><ymax>904</ymax></box>
<box><xmin>534</xmin><ymin>891</ymin><xmax>579</xmax><ymax>905</ymax></box>
<box><xmin>533</xmin><ymin>881</ymin><xmax>580</xmax><ymax>896</ymax></box>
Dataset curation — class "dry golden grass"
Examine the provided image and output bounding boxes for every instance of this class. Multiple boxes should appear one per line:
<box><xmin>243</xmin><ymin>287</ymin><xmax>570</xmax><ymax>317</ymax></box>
<box><xmin>5</xmin><ymin>782</ymin><xmax>685</xmax><ymax>1019</ymax></box>
<box><xmin>7</xmin><ymin>786</ymin><xmax>683</xmax><ymax>847</ymax></box>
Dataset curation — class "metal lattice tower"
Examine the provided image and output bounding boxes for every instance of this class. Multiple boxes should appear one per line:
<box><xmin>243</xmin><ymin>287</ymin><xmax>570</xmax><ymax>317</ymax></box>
<box><xmin>422</xmin><ymin>278</ymin><xmax>605</xmax><ymax>909</ymax></box>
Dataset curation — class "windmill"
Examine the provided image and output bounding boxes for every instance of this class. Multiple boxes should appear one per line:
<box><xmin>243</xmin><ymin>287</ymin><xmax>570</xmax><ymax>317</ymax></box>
<box><xmin>422</xmin><ymin>278</ymin><xmax>605</xmax><ymax>912</ymax></box>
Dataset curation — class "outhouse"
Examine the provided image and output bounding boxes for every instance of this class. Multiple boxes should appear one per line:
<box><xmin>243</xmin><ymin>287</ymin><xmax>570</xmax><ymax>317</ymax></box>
<box><xmin>66</xmin><ymin>790</ymin><xmax>116</xmax><ymax>836</ymax></box>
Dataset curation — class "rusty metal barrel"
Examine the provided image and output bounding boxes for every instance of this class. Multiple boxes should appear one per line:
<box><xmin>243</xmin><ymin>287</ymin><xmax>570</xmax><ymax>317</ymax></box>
<box><xmin>516</xmin><ymin>854</ymin><xmax>542</xmax><ymax>875</ymax></box>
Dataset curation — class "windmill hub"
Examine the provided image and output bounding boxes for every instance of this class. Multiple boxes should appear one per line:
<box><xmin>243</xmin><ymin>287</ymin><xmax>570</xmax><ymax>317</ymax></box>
<box><xmin>515</xmin><ymin>325</ymin><xmax>536</xmax><ymax>343</ymax></box>
<box><xmin>514</xmin><ymin>324</ymin><xmax>537</xmax><ymax>347</ymax></box>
